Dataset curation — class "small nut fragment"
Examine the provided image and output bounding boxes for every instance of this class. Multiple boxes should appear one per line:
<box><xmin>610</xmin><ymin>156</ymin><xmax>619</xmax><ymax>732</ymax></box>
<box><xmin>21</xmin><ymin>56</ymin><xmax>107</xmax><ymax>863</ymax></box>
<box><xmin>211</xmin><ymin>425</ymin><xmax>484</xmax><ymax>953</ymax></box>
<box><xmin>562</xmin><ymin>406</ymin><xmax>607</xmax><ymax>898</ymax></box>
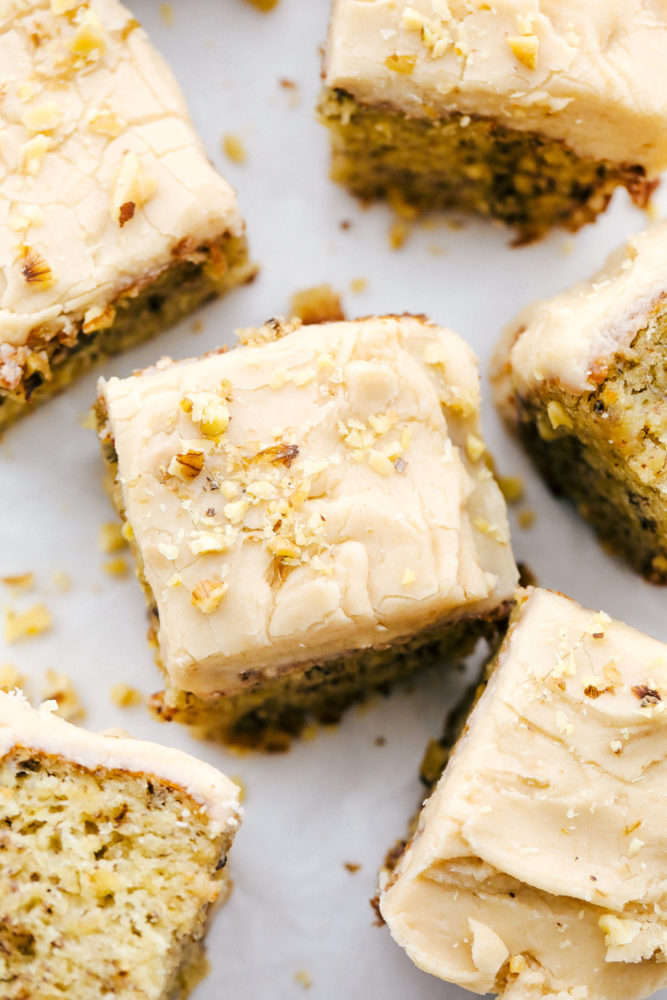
<box><xmin>183</xmin><ymin>392</ymin><xmax>230</xmax><ymax>437</ymax></box>
<box><xmin>111</xmin><ymin>151</ymin><xmax>157</xmax><ymax>227</ymax></box>
<box><xmin>290</xmin><ymin>285</ymin><xmax>344</xmax><ymax>326</ymax></box>
<box><xmin>99</xmin><ymin>521</ymin><xmax>126</xmax><ymax>553</ymax></box>
<box><xmin>110</xmin><ymin>683</ymin><xmax>142</xmax><ymax>707</ymax></box>
<box><xmin>41</xmin><ymin>669</ymin><xmax>85</xmax><ymax>722</ymax></box>
<box><xmin>4</xmin><ymin>604</ymin><xmax>52</xmax><ymax>642</ymax></box>
<box><xmin>547</xmin><ymin>400</ymin><xmax>573</xmax><ymax>431</ymax></box>
<box><xmin>385</xmin><ymin>53</ymin><xmax>417</xmax><ymax>73</ymax></box>
<box><xmin>82</xmin><ymin>304</ymin><xmax>116</xmax><ymax>335</ymax></box>
<box><xmin>1</xmin><ymin>573</ymin><xmax>35</xmax><ymax>591</ymax></box>
<box><xmin>22</xmin><ymin>102</ymin><xmax>62</xmax><ymax>133</ymax></box>
<box><xmin>21</xmin><ymin>134</ymin><xmax>50</xmax><ymax>175</ymax></box>
<box><xmin>267</xmin><ymin>535</ymin><xmax>300</xmax><ymax>560</ymax></box>
<box><xmin>86</xmin><ymin>108</ymin><xmax>126</xmax><ymax>137</ymax></box>
<box><xmin>222</xmin><ymin>134</ymin><xmax>246</xmax><ymax>164</ymax></box>
<box><xmin>507</xmin><ymin>34</ymin><xmax>539</xmax><ymax>70</ymax></box>
<box><xmin>21</xmin><ymin>246</ymin><xmax>55</xmax><ymax>290</ymax></box>
<box><xmin>191</xmin><ymin>579</ymin><xmax>229</xmax><ymax>614</ymax></box>
<box><xmin>70</xmin><ymin>9</ymin><xmax>106</xmax><ymax>58</ymax></box>
<box><xmin>168</xmin><ymin>450</ymin><xmax>204</xmax><ymax>481</ymax></box>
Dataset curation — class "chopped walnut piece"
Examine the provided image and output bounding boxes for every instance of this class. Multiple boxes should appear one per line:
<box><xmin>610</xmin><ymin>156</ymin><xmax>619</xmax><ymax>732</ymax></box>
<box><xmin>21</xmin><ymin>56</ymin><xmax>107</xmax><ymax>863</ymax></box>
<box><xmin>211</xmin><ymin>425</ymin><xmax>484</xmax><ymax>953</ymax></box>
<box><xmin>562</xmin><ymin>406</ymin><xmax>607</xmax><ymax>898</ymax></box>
<box><xmin>21</xmin><ymin>134</ymin><xmax>50</xmax><ymax>176</ymax></box>
<box><xmin>82</xmin><ymin>303</ymin><xmax>116</xmax><ymax>334</ymax></box>
<box><xmin>41</xmin><ymin>669</ymin><xmax>85</xmax><ymax>722</ymax></box>
<box><xmin>69</xmin><ymin>9</ymin><xmax>106</xmax><ymax>59</ymax></box>
<box><xmin>294</xmin><ymin>969</ymin><xmax>312</xmax><ymax>990</ymax></box>
<box><xmin>21</xmin><ymin>246</ymin><xmax>55</xmax><ymax>290</ymax></box>
<box><xmin>507</xmin><ymin>34</ymin><xmax>539</xmax><ymax>70</ymax></box>
<box><xmin>497</xmin><ymin>475</ymin><xmax>524</xmax><ymax>504</ymax></box>
<box><xmin>385</xmin><ymin>53</ymin><xmax>417</xmax><ymax>74</ymax></box>
<box><xmin>23</xmin><ymin>102</ymin><xmax>62</xmax><ymax>133</ymax></box>
<box><xmin>290</xmin><ymin>285</ymin><xmax>345</xmax><ymax>325</ymax></box>
<box><xmin>110</xmin><ymin>683</ymin><xmax>142</xmax><ymax>708</ymax></box>
<box><xmin>110</xmin><ymin>151</ymin><xmax>157</xmax><ymax>227</ymax></box>
<box><xmin>4</xmin><ymin>604</ymin><xmax>52</xmax><ymax>642</ymax></box>
<box><xmin>168</xmin><ymin>450</ymin><xmax>205</xmax><ymax>481</ymax></box>
<box><xmin>191</xmin><ymin>579</ymin><xmax>229</xmax><ymax>614</ymax></box>
<box><xmin>631</xmin><ymin>684</ymin><xmax>662</xmax><ymax>707</ymax></box>
<box><xmin>183</xmin><ymin>391</ymin><xmax>230</xmax><ymax>437</ymax></box>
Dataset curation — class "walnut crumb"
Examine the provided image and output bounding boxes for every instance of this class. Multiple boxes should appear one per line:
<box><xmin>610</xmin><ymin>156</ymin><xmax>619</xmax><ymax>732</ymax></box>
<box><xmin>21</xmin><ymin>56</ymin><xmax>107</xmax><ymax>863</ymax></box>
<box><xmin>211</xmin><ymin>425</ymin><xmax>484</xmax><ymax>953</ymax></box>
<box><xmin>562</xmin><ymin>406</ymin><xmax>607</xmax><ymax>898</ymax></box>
<box><xmin>507</xmin><ymin>34</ymin><xmax>539</xmax><ymax>70</ymax></box>
<box><xmin>168</xmin><ymin>450</ymin><xmax>205</xmax><ymax>481</ymax></box>
<box><xmin>99</xmin><ymin>521</ymin><xmax>127</xmax><ymax>554</ymax></box>
<box><xmin>290</xmin><ymin>285</ymin><xmax>345</xmax><ymax>326</ymax></box>
<box><xmin>632</xmin><ymin>684</ymin><xmax>662</xmax><ymax>707</ymax></box>
<box><xmin>1</xmin><ymin>573</ymin><xmax>35</xmax><ymax>592</ymax></box>
<box><xmin>103</xmin><ymin>557</ymin><xmax>129</xmax><ymax>577</ymax></box>
<box><xmin>110</xmin><ymin>683</ymin><xmax>142</xmax><ymax>708</ymax></box>
<box><xmin>344</xmin><ymin>862</ymin><xmax>361</xmax><ymax>873</ymax></box>
<box><xmin>41</xmin><ymin>669</ymin><xmax>85</xmax><ymax>722</ymax></box>
<box><xmin>222</xmin><ymin>134</ymin><xmax>246</xmax><ymax>165</ymax></box>
<box><xmin>191</xmin><ymin>579</ymin><xmax>229</xmax><ymax>614</ymax></box>
<box><xmin>4</xmin><ymin>604</ymin><xmax>52</xmax><ymax>642</ymax></box>
<box><xmin>0</xmin><ymin>664</ymin><xmax>29</xmax><ymax>694</ymax></box>
<box><xmin>21</xmin><ymin>246</ymin><xmax>55</xmax><ymax>289</ymax></box>
<box><xmin>497</xmin><ymin>475</ymin><xmax>524</xmax><ymax>504</ymax></box>
<box><xmin>294</xmin><ymin>970</ymin><xmax>312</xmax><ymax>990</ymax></box>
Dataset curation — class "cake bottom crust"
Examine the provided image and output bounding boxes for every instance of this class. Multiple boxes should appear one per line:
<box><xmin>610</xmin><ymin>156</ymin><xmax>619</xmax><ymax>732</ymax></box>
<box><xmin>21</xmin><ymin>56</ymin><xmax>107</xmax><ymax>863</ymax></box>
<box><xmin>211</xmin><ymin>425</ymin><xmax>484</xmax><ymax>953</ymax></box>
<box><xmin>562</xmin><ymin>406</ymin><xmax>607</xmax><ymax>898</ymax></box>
<box><xmin>318</xmin><ymin>89</ymin><xmax>657</xmax><ymax>243</ymax></box>
<box><xmin>149</xmin><ymin>607</ymin><xmax>510</xmax><ymax>752</ymax></box>
<box><xmin>0</xmin><ymin>232</ymin><xmax>256</xmax><ymax>431</ymax></box>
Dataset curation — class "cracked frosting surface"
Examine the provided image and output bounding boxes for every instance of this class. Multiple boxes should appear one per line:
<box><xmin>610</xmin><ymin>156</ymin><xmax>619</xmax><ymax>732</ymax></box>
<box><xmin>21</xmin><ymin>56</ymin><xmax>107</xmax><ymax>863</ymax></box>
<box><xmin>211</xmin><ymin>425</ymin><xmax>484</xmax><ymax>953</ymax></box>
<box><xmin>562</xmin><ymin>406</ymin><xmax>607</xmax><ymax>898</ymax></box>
<box><xmin>324</xmin><ymin>0</ymin><xmax>667</xmax><ymax>170</ymax></box>
<box><xmin>0</xmin><ymin>0</ymin><xmax>243</xmax><ymax>354</ymax></box>
<box><xmin>492</xmin><ymin>222</ymin><xmax>667</xmax><ymax>410</ymax></box>
<box><xmin>99</xmin><ymin>315</ymin><xmax>518</xmax><ymax>699</ymax></box>
<box><xmin>0</xmin><ymin>691</ymin><xmax>241</xmax><ymax>833</ymax></box>
<box><xmin>381</xmin><ymin>587</ymin><xmax>667</xmax><ymax>1000</ymax></box>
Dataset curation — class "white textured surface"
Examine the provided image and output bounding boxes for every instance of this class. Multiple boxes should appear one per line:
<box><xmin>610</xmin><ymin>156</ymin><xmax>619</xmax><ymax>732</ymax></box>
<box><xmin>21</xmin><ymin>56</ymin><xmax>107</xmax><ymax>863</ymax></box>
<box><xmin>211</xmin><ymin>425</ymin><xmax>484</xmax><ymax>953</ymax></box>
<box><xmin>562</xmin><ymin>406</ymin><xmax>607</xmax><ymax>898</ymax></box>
<box><xmin>1</xmin><ymin>2</ymin><xmax>667</xmax><ymax>999</ymax></box>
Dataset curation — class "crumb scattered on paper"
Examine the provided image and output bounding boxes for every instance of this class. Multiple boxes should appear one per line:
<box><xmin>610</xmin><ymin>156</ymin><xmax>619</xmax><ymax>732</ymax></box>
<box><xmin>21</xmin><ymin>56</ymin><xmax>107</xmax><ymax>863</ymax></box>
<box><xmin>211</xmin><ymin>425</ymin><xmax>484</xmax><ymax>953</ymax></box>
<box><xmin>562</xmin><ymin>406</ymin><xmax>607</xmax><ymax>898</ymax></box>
<box><xmin>294</xmin><ymin>969</ymin><xmax>312</xmax><ymax>989</ymax></box>
<box><xmin>4</xmin><ymin>603</ymin><xmax>52</xmax><ymax>642</ymax></box>
<box><xmin>103</xmin><ymin>556</ymin><xmax>129</xmax><ymax>577</ymax></box>
<box><xmin>51</xmin><ymin>570</ymin><xmax>72</xmax><ymax>593</ymax></box>
<box><xmin>389</xmin><ymin>220</ymin><xmax>408</xmax><ymax>250</ymax></box>
<box><xmin>344</xmin><ymin>861</ymin><xmax>361</xmax><ymax>873</ymax></box>
<box><xmin>349</xmin><ymin>277</ymin><xmax>367</xmax><ymax>294</ymax></box>
<box><xmin>41</xmin><ymin>669</ymin><xmax>85</xmax><ymax>722</ymax></box>
<box><xmin>159</xmin><ymin>2</ymin><xmax>173</xmax><ymax>26</ymax></box>
<box><xmin>1</xmin><ymin>572</ymin><xmax>34</xmax><ymax>592</ymax></box>
<box><xmin>222</xmin><ymin>134</ymin><xmax>247</xmax><ymax>165</ymax></box>
<box><xmin>517</xmin><ymin>509</ymin><xmax>536</xmax><ymax>529</ymax></box>
<box><xmin>290</xmin><ymin>285</ymin><xmax>345</xmax><ymax>325</ymax></box>
<box><xmin>110</xmin><ymin>683</ymin><xmax>142</xmax><ymax>708</ymax></box>
<box><xmin>497</xmin><ymin>475</ymin><xmax>524</xmax><ymax>505</ymax></box>
<box><xmin>0</xmin><ymin>664</ymin><xmax>28</xmax><ymax>694</ymax></box>
<box><xmin>99</xmin><ymin>521</ymin><xmax>127</xmax><ymax>554</ymax></box>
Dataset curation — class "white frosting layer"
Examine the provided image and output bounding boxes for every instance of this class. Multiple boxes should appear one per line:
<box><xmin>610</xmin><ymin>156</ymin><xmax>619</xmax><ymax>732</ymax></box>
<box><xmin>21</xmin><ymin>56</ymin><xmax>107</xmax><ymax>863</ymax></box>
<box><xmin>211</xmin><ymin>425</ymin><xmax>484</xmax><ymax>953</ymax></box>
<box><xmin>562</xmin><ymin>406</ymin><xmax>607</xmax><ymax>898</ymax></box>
<box><xmin>493</xmin><ymin>222</ymin><xmax>667</xmax><ymax>408</ymax></box>
<box><xmin>381</xmin><ymin>588</ymin><xmax>667</xmax><ymax>1000</ymax></box>
<box><xmin>0</xmin><ymin>0</ymin><xmax>243</xmax><ymax>352</ymax></box>
<box><xmin>324</xmin><ymin>0</ymin><xmax>667</xmax><ymax>171</ymax></box>
<box><xmin>0</xmin><ymin>691</ymin><xmax>241</xmax><ymax>834</ymax></box>
<box><xmin>99</xmin><ymin>315</ymin><xmax>518</xmax><ymax>699</ymax></box>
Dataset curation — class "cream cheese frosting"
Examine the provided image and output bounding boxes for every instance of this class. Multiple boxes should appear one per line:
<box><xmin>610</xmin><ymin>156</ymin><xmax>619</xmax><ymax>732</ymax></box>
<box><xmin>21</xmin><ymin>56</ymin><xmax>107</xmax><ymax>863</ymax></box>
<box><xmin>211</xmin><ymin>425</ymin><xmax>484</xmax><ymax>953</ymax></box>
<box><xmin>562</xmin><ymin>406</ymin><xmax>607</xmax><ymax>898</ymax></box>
<box><xmin>324</xmin><ymin>0</ymin><xmax>667</xmax><ymax>171</ymax></box>
<box><xmin>0</xmin><ymin>690</ymin><xmax>241</xmax><ymax>833</ymax></box>
<box><xmin>380</xmin><ymin>587</ymin><xmax>667</xmax><ymax>1000</ymax></box>
<box><xmin>492</xmin><ymin>222</ymin><xmax>667</xmax><ymax>409</ymax></box>
<box><xmin>0</xmin><ymin>0</ymin><xmax>243</xmax><ymax>353</ymax></box>
<box><xmin>99</xmin><ymin>315</ymin><xmax>518</xmax><ymax>699</ymax></box>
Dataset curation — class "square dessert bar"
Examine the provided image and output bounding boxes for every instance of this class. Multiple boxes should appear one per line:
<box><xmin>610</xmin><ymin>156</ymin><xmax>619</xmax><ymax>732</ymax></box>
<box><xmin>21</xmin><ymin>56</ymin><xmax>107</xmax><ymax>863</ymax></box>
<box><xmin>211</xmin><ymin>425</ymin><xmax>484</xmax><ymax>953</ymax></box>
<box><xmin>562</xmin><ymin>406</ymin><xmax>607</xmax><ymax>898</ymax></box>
<box><xmin>96</xmin><ymin>315</ymin><xmax>518</xmax><ymax>747</ymax></box>
<box><xmin>0</xmin><ymin>690</ymin><xmax>241</xmax><ymax>999</ymax></box>
<box><xmin>320</xmin><ymin>0</ymin><xmax>666</xmax><ymax>241</ymax></box>
<box><xmin>493</xmin><ymin>223</ymin><xmax>667</xmax><ymax>583</ymax></box>
<box><xmin>380</xmin><ymin>587</ymin><xmax>667</xmax><ymax>1000</ymax></box>
<box><xmin>0</xmin><ymin>0</ymin><xmax>254</xmax><ymax>429</ymax></box>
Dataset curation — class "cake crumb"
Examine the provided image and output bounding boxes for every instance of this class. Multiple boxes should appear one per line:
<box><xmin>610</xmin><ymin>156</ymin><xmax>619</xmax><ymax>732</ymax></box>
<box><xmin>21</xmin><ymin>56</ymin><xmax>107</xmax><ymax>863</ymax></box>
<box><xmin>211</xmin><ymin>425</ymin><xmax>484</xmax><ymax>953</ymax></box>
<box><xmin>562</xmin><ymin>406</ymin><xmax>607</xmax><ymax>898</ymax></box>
<box><xmin>110</xmin><ymin>683</ymin><xmax>142</xmax><ymax>708</ymax></box>
<box><xmin>294</xmin><ymin>969</ymin><xmax>312</xmax><ymax>989</ymax></box>
<box><xmin>159</xmin><ymin>2</ymin><xmax>173</xmax><ymax>26</ymax></box>
<box><xmin>41</xmin><ymin>669</ymin><xmax>85</xmax><ymax>722</ymax></box>
<box><xmin>344</xmin><ymin>861</ymin><xmax>361</xmax><ymax>873</ymax></box>
<box><xmin>517</xmin><ymin>509</ymin><xmax>536</xmax><ymax>529</ymax></box>
<box><xmin>192</xmin><ymin>318</ymin><xmax>205</xmax><ymax>334</ymax></box>
<box><xmin>245</xmin><ymin>0</ymin><xmax>279</xmax><ymax>10</ymax></box>
<box><xmin>103</xmin><ymin>557</ymin><xmax>129</xmax><ymax>576</ymax></box>
<box><xmin>349</xmin><ymin>277</ymin><xmax>368</xmax><ymax>294</ymax></box>
<box><xmin>222</xmin><ymin>134</ymin><xmax>247</xmax><ymax>165</ymax></box>
<box><xmin>0</xmin><ymin>664</ymin><xmax>28</xmax><ymax>693</ymax></box>
<box><xmin>290</xmin><ymin>285</ymin><xmax>345</xmax><ymax>325</ymax></box>
<box><xmin>389</xmin><ymin>220</ymin><xmax>408</xmax><ymax>249</ymax></box>
<box><xmin>4</xmin><ymin>603</ymin><xmax>52</xmax><ymax>642</ymax></box>
<box><xmin>497</xmin><ymin>475</ymin><xmax>524</xmax><ymax>504</ymax></box>
<box><xmin>99</xmin><ymin>520</ymin><xmax>127</xmax><ymax>553</ymax></box>
<box><xmin>1</xmin><ymin>572</ymin><xmax>34</xmax><ymax>592</ymax></box>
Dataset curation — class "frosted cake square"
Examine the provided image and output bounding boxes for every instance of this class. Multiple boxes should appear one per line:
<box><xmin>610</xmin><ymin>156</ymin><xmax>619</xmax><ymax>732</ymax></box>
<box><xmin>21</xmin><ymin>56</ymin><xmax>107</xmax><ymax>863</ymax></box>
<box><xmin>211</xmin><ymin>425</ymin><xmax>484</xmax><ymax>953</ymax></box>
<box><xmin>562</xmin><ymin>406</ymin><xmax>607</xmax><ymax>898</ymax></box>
<box><xmin>381</xmin><ymin>587</ymin><xmax>667</xmax><ymax>1000</ymax></box>
<box><xmin>96</xmin><ymin>315</ymin><xmax>518</xmax><ymax>746</ymax></box>
<box><xmin>320</xmin><ymin>0</ymin><xmax>666</xmax><ymax>241</ymax></box>
<box><xmin>0</xmin><ymin>0</ymin><xmax>254</xmax><ymax>428</ymax></box>
<box><xmin>493</xmin><ymin>223</ymin><xmax>667</xmax><ymax>582</ymax></box>
<box><xmin>0</xmin><ymin>690</ymin><xmax>241</xmax><ymax>999</ymax></box>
